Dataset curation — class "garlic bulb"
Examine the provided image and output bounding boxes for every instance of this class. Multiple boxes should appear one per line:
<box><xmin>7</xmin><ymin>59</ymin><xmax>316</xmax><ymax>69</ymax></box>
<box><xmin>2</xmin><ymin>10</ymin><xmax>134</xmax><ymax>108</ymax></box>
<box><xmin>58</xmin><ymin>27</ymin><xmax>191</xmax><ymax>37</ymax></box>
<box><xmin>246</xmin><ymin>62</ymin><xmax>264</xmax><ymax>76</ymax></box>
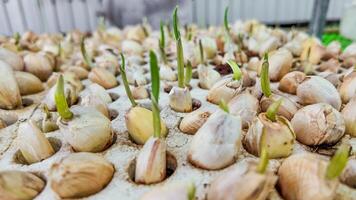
<box><xmin>340</xmin><ymin>159</ymin><xmax>356</xmax><ymax>188</ymax></box>
<box><xmin>179</xmin><ymin>109</ymin><xmax>211</xmax><ymax>134</ymax></box>
<box><xmin>197</xmin><ymin>64</ymin><xmax>221</xmax><ymax>89</ymax></box>
<box><xmin>297</xmin><ymin>76</ymin><xmax>341</xmax><ymax>110</ymax></box>
<box><xmin>135</xmin><ymin>137</ymin><xmax>166</xmax><ymax>184</ymax></box>
<box><xmin>260</xmin><ymin>94</ymin><xmax>299</xmax><ymax>120</ymax></box>
<box><xmin>266</xmin><ymin>48</ymin><xmax>293</xmax><ymax>81</ymax></box>
<box><xmin>278</xmin><ymin>153</ymin><xmax>338</xmax><ymax>200</ymax></box>
<box><xmin>188</xmin><ymin>110</ymin><xmax>242</xmax><ymax>170</ymax></box>
<box><xmin>88</xmin><ymin>83</ymin><xmax>112</xmax><ymax>104</ymax></box>
<box><xmin>141</xmin><ymin>182</ymin><xmax>196</xmax><ymax>200</ymax></box>
<box><xmin>291</xmin><ymin>103</ymin><xmax>345</xmax><ymax>146</ymax></box>
<box><xmin>278</xmin><ymin>71</ymin><xmax>306</xmax><ymax>94</ymax></box>
<box><xmin>14</xmin><ymin>71</ymin><xmax>44</xmax><ymax>95</ymax></box>
<box><xmin>0</xmin><ymin>61</ymin><xmax>22</xmax><ymax>110</ymax></box>
<box><xmin>132</xmin><ymin>86</ymin><xmax>149</xmax><ymax>100</ymax></box>
<box><xmin>57</xmin><ymin>106</ymin><xmax>113</xmax><ymax>152</ymax></box>
<box><xmin>339</xmin><ymin>72</ymin><xmax>356</xmax><ymax>104</ymax></box>
<box><xmin>0</xmin><ymin>170</ymin><xmax>45</xmax><ymax>200</ymax></box>
<box><xmin>80</xmin><ymin>94</ymin><xmax>109</xmax><ymax>119</ymax></box>
<box><xmin>42</xmin><ymin>82</ymin><xmax>78</xmax><ymax>111</ymax></box>
<box><xmin>342</xmin><ymin>98</ymin><xmax>356</xmax><ymax>137</ymax></box>
<box><xmin>88</xmin><ymin>67</ymin><xmax>118</xmax><ymax>89</ymax></box>
<box><xmin>125</xmin><ymin>106</ymin><xmax>168</xmax><ymax>145</ymax></box>
<box><xmin>17</xmin><ymin>119</ymin><xmax>55</xmax><ymax>164</ymax></box>
<box><xmin>169</xmin><ymin>86</ymin><xmax>192</xmax><ymax>112</ymax></box>
<box><xmin>207</xmin><ymin>75</ymin><xmax>243</xmax><ymax>104</ymax></box>
<box><xmin>50</xmin><ymin>152</ymin><xmax>114</xmax><ymax>198</ymax></box>
<box><xmin>160</xmin><ymin>65</ymin><xmax>177</xmax><ymax>81</ymax></box>
<box><xmin>228</xmin><ymin>91</ymin><xmax>260</xmax><ymax>129</ymax></box>
<box><xmin>24</xmin><ymin>52</ymin><xmax>53</xmax><ymax>81</ymax></box>
<box><xmin>0</xmin><ymin>47</ymin><xmax>24</xmax><ymax>71</ymax></box>
<box><xmin>207</xmin><ymin>161</ymin><xmax>277</xmax><ymax>200</ymax></box>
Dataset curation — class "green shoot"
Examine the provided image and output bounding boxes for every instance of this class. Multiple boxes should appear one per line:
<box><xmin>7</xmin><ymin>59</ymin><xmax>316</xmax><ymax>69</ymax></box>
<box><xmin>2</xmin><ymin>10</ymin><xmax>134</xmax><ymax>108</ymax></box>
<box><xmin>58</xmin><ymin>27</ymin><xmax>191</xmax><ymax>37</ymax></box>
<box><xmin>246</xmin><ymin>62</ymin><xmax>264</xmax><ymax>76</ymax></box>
<box><xmin>266</xmin><ymin>99</ymin><xmax>282</xmax><ymax>122</ymax></box>
<box><xmin>187</xmin><ymin>182</ymin><xmax>196</xmax><ymax>200</ymax></box>
<box><xmin>141</xmin><ymin>18</ymin><xmax>149</xmax><ymax>37</ymax></box>
<box><xmin>14</xmin><ymin>32</ymin><xmax>21</xmax><ymax>51</ymax></box>
<box><xmin>226</xmin><ymin>60</ymin><xmax>242</xmax><ymax>81</ymax></box>
<box><xmin>151</xmin><ymin>95</ymin><xmax>161</xmax><ymax>138</ymax></box>
<box><xmin>199</xmin><ymin>39</ymin><xmax>205</xmax><ymax>65</ymax></box>
<box><xmin>120</xmin><ymin>53</ymin><xmax>137</xmax><ymax>107</ymax></box>
<box><xmin>219</xmin><ymin>99</ymin><xmax>230</xmax><ymax>113</ymax></box>
<box><xmin>149</xmin><ymin>50</ymin><xmax>160</xmax><ymax>102</ymax></box>
<box><xmin>173</xmin><ymin>6</ymin><xmax>185</xmax><ymax>88</ymax></box>
<box><xmin>55</xmin><ymin>75</ymin><xmax>73</xmax><ymax>120</ymax></box>
<box><xmin>261</xmin><ymin>54</ymin><xmax>272</xmax><ymax>97</ymax></box>
<box><xmin>325</xmin><ymin>144</ymin><xmax>350</xmax><ymax>180</ymax></box>
<box><xmin>159</xmin><ymin>21</ymin><xmax>167</xmax><ymax>64</ymax></box>
<box><xmin>185</xmin><ymin>60</ymin><xmax>192</xmax><ymax>87</ymax></box>
<box><xmin>80</xmin><ymin>37</ymin><xmax>95</xmax><ymax>68</ymax></box>
<box><xmin>166</xmin><ymin>22</ymin><xmax>173</xmax><ymax>38</ymax></box>
<box><xmin>256</xmin><ymin>147</ymin><xmax>269</xmax><ymax>174</ymax></box>
<box><xmin>185</xmin><ymin>25</ymin><xmax>192</xmax><ymax>41</ymax></box>
<box><xmin>224</xmin><ymin>7</ymin><xmax>230</xmax><ymax>34</ymax></box>
<box><xmin>172</xmin><ymin>6</ymin><xmax>180</xmax><ymax>40</ymax></box>
<box><xmin>57</xmin><ymin>42</ymin><xmax>62</xmax><ymax>57</ymax></box>
<box><xmin>98</xmin><ymin>16</ymin><xmax>106</xmax><ymax>32</ymax></box>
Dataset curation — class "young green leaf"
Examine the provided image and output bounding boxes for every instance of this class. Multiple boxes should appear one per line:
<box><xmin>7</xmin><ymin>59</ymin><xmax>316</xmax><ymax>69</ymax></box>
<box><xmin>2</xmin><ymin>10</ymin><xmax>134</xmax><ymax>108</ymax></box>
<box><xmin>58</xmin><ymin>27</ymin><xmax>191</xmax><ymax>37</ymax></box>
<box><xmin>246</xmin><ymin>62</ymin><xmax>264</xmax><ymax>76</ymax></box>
<box><xmin>55</xmin><ymin>75</ymin><xmax>73</xmax><ymax>120</ymax></box>
<box><xmin>149</xmin><ymin>50</ymin><xmax>160</xmax><ymax>102</ymax></box>
<box><xmin>187</xmin><ymin>182</ymin><xmax>196</xmax><ymax>200</ymax></box>
<box><xmin>226</xmin><ymin>60</ymin><xmax>242</xmax><ymax>81</ymax></box>
<box><xmin>219</xmin><ymin>99</ymin><xmax>230</xmax><ymax>113</ymax></box>
<box><xmin>261</xmin><ymin>54</ymin><xmax>272</xmax><ymax>97</ymax></box>
<box><xmin>141</xmin><ymin>17</ymin><xmax>149</xmax><ymax>37</ymax></box>
<box><xmin>80</xmin><ymin>37</ymin><xmax>95</xmax><ymax>68</ymax></box>
<box><xmin>256</xmin><ymin>146</ymin><xmax>269</xmax><ymax>174</ymax></box>
<box><xmin>326</xmin><ymin>144</ymin><xmax>350</xmax><ymax>180</ymax></box>
<box><xmin>120</xmin><ymin>53</ymin><xmax>137</xmax><ymax>107</ymax></box>
<box><xmin>199</xmin><ymin>39</ymin><xmax>205</xmax><ymax>65</ymax></box>
<box><xmin>266</xmin><ymin>99</ymin><xmax>282</xmax><ymax>122</ymax></box>
<box><xmin>224</xmin><ymin>7</ymin><xmax>230</xmax><ymax>34</ymax></box>
<box><xmin>185</xmin><ymin>60</ymin><xmax>192</xmax><ymax>86</ymax></box>
<box><xmin>172</xmin><ymin>6</ymin><xmax>180</xmax><ymax>41</ymax></box>
<box><xmin>151</xmin><ymin>94</ymin><xmax>161</xmax><ymax>138</ymax></box>
<box><xmin>172</xmin><ymin>6</ymin><xmax>185</xmax><ymax>88</ymax></box>
<box><xmin>159</xmin><ymin>21</ymin><xmax>167</xmax><ymax>64</ymax></box>
<box><xmin>98</xmin><ymin>16</ymin><xmax>106</xmax><ymax>32</ymax></box>
<box><xmin>14</xmin><ymin>32</ymin><xmax>21</xmax><ymax>50</ymax></box>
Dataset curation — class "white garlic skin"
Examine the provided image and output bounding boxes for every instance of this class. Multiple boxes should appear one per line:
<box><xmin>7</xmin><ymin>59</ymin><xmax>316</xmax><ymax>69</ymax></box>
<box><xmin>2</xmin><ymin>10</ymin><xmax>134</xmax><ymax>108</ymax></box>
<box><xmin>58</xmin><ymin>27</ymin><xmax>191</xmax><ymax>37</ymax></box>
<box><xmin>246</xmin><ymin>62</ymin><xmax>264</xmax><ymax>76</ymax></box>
<box><xmin>141</xmin><ymin>182</ymin><xmax>193</xmax><ymax>200</ymax></box>
<box><xmin>266</xmin><ymin>48</ymin><xmax>293</xmax><ymax>81</ymax></box>
<box><xmin>179</xmin><ymin>109</ymin><xmax>211</xmax><ymax>134</ymax></box>
<box><xmin>340</xmin><ymin>159</ymin><xmax>356</xmax><ymax>189</ymax></box>
<box><xmin>24</xmin><ymin>52</ymin><xmax>53</xmax><ymax>81</ymax></box>
<box><xmin>80</xmin><ymin>94</ymin><xmax>109</xmax><ymax>119</ymax></box>
<box><xmin>278</xmin><ymin>71</ymin><xmax>306</xmax><ymax>94</ymax></box>
<box><xmin>197</xmin><ymin>64</ymin><xmax>221</xmax><ymax>89</ymax></box>
<box><xmin>339</xmin><ymin>72</ymin><xmax>356</xmax><ymax>104</ymax></box>
<box><xmin>42</xmin><ymin>82</ymin><xmax>78</xmax><ymax>111</ymax></box>
<box><xmin>14</xmin><ymin>71</ymin><xmax>44</xmax><ymax>95</ymax></box>
<box><xmin>207</xmin><ymin>76</ymin><xmax>243</xmax><ymax>105</ymax></box>
<box><xmin>169</xmin><ymin>86</ymin><xmax>192</xmax><ymax>113</ymax></box>
<box><xmin>0</xmin><ymin>47</ymin><xmax>24</xmax><ymax>71</ymax></box>
<box><xmin>88</xmin><ymin>83</ymin><xmax>112</xmax><ymax>104</ymax></box>
<box><xmin>0</xmin><ymin>61</ymin><xmax>22</xmax><ymax>110</ymax></box>
<box><xmin>260</xmin><ymin>94</ymin><xmax>299</xmax><ymax>120</ymax></box>
<box><xmin>160</xmin><ymin>65</ymin><xmax>177</xmax><ymax>81</ymax></box>
<box><xmin>342</xmin><ymin>98</ymin><xmax>356</xmax><ymax>137</ymax></box>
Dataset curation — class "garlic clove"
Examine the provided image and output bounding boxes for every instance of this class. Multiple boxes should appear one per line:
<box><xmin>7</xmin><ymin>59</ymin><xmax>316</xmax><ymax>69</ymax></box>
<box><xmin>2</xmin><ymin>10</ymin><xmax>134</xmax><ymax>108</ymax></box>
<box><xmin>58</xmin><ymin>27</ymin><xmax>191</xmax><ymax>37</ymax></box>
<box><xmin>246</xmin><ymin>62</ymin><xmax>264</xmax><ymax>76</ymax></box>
<box><xmin>14</xmin><ymin>71</ymin><xmax>44</xmax><ymax>95</ymax></box>
<box><xmin>24</xmin><ymin>52</ymin><xmax>53</xmax><ymax>81</ymax></box>
<box><xmin>301</xmin><ymin>41</ymin><xmax>327</xmax><ymax>65</ymax></box>
<box><xmin>57</xmin><ymin>106</ymin><xmax>113</xmax><ymax>152</ymax></box>
<box><xmin>41</xmin><ymin>109</ymin><xmax>59</xmax><ymax>133</ymax></box>
<box><xmin>160</xmin><ymin>65</ymin><xmax>177</xmax><ymax>81</ymax></box>
<box><xmin>50</xmin><ymin>152</ymin><xmax>114</xmax><ymax>198</ymax></box>
<box><xmin>88</xmin><ymin>67</ymin><xmax>118</xmax><ymax>89</ymax></box>
<box><xmin>179</xmin><ymin>109</ymin><xmax>211</xmax><ymax>134</ymax></box>
<box><xmin>88</xmin><ymin>83</ymin><xmax>112</xmax><ymax>104</ymax></box>
<box><xmin>141</xmin><ymin>182</ymin><xmax>195</xmax><ymax>200</ymax></box>
<box><xmin>42</xmin><ymin>82</ymin><xmax>78</xmax><ymax>111</ymax></box>
<box><xmin>339</xmin><ymin>72</ymin><xmax>356</xmax><ymax>104</ymax></box>
<box><xmin>135</xmin><ymin>137</ymin><xmax>166</xmax><ymax>184</ymax></box>
<box><xmin>265</xmin><ymin>48</ymin><xmax>293</xmax><ymax>81</ymax></box>
<box><xmin>197</xmin><ymin>64</ymin><xmax>221</xmax><ymax>89</ymax></box>
<box><xmin>127</xmin><ymin>26</ymin><xmax>147</xmax><ymax>42</ymax></box>
<box><xmin>17</xmin><ymin>119</ymin><xmax>55</xmax><ymax>164</ymax></box>
<box><xmin>188</xmin><ymin>110</ymin><xmax>242</xmax><ymax>170</ymax></box>
<box><xmin>80</xmin><ymin>94</ymin><xmax>109</xmax><ymax>119</ymax></box>
<box><xmin>340</xmin><ymin>159</ymin><xmax>356</xmax><ymax>188</ymax></box>
<box><xmin>278</xmin><ymin>71</ymin><xmax>306</xmax><ymax>94</ymax></box>
<box><xmin>0</xmin><ymin>61</ymin><xmax>22</xmax><ymax>110</ymax></box>
<box><xmin>0</xmin><ymin>170</ymin><xmax>45</xmax><ymax>200</ymax></box>
<box><xmin>132</xmin><ymin>86</ymin><xmax>149</xmax><ymax>100</ymax></box>
<box><xmin>122</xmin><ymin>40</ymin><xmax>143</xmax><ymax>55</ymax></box>
<box><xmin>0</xmin><ymin>47</ymin><xmax>24</xmax><ymax>71</ymax></box>
<box><xmin>207</xmin><ymin>76</ymin><xmax>242</xmax><ymax>105</ymax></box>
<box><xmin>65</xmin><ymin>66</ymin><xmax>89</xmax><ymax>80</ymax></box>
<box><xmin>125</xmin><ymin>106</ymin><xmax>168</xmax><ymax>145</ymax></box>
<box><xmin>169</xmin><ymin>86</ymin><xmax>193</xmax><ymax>113</ymax></box>
<box><xmin>260</xmin><ymin>94</ymin><xmax>299</xmax><ymax>120</ymax></box>
<box><xmin>342</xmin><ymin>98</ymin><xmax>356</xmax><ymax>137</ymax></box>
<box><xmin>291</xmin><ymin>103</ymin><xmax>345</xmax><ymax>146</ymax></box>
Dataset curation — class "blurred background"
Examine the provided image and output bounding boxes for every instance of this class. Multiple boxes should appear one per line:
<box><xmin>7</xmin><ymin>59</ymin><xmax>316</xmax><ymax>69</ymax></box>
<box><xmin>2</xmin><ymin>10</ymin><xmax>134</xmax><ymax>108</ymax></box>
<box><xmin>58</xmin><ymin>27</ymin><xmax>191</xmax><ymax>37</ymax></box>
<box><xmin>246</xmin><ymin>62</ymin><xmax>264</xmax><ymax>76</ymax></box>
<box><xmin>0</xmin><ymin>0</ymin><xmax>355</xmax><ymax>41</ymax></box>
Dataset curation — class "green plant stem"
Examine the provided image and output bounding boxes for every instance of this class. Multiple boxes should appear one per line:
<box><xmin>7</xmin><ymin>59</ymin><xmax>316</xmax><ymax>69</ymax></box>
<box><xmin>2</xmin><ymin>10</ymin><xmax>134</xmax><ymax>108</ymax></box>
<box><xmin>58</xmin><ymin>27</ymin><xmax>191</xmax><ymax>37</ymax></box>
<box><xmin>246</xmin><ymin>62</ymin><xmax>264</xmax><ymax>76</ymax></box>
<box><xmin>226</xmin><ymin>60</ymin><xmax>242</xmax><ymax>81</ymax></box>
<box><xmin>326</xmin><ymin>144</ymin><xmax>350</xmax><ymax>180</ymax></box>
<box><xmin>98</xmin><ymin>16</ymin><xmax>106</xmax><ymax>32</ymax></box>
<box><xmin>120</xmin><ymin>53</ymin><xmax>137</xmax><ymax>107</ymax></box>
<box><xmin>149</xmin><ymin>50</ymin><xmax>160</xmax><ymax>102</ymax></box>
<box><xmin>199</xmin><ymin>39</ymin><xmax>205</xmax><ymax>65</ymax></box>
<box><xmin>256</xmin><ymin>147</ymin><xmax>269</xmax><ymax>174</ymax></box>
<box><xmin>185</xmin><ymin>60</ymin><xmax>192</xmax><ymax>86</ymax></box>
<box><xmin>187</xmin><ymin>182</ymin><xmax>196</xmax><ymax>200</ymax></box>
<box><xmin>173</xmin><ymin>6</ymin><xmax>185</xmax><ymax>88</ymax></box>
<box><xmin>14</xmin><ymin>32</ymin><xmax>21</xmax><ymax>51</ymax></box>
<box><xmin>261</xmin><ymin>54</ymin><xmax>272</xmax><ymax>97</ymax></box>
<box><xmin>55</xmin><ymin>75</ymin><xmax>73</xmax><ymax>120</ymax></box>
<box><xmin>151</xmin><ymin>96</ymin><xmax>161</xmax><ymax>138</ymax></box>
<box><xmin>159</xmin><ymin>21</ymin><xmax>167</xmax><ymax>64</ymax></box>
<box><xmin>80</xmin><ymin>37</ymin><xmax>95</xmax><ymax>68</ymax></box>
<box><xmin>219</xmin><ymin>99</ymin><xmax>230</xmax><ymax>113</ymax></box>
<box><xmin>266</xmin><ymin>99</ymin><xmax>282</xmax><ymax>122</ymax></box>
<box><xmin>224</xmin><ymin>7</ymin><xmax>230</xmax><ymax>34</ymax></box>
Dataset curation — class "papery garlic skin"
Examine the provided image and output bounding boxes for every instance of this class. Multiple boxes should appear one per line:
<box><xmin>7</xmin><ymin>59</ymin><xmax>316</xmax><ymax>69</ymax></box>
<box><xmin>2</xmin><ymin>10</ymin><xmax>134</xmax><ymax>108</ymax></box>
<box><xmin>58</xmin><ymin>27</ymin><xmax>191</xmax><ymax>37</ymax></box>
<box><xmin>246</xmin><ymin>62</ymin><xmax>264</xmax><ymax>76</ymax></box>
<box><xmin>297</xmin><ymin>76</ymin><xmax>341</xmax><ymax>110</ymax></box>
<box><xmin>0</xmin><ymin>48</ymin><xmax>24</xmax><ymax>71</ymax></box>
<box><xmin>135</xmin><ymin>137</ymin><xmax>166</xmax><ymax>184</ymax></box>
<box><xmin>278</xmin><ymin>71</ymin><xmax>306</xmax><ymax>94</ymax></box>
<box><xmin>14</xmin><ymin>71</ymin><xmax>44</xmax><ymax>95</ymax></box>
<box><xmin>339</xmin><ymin>73</ymin><xmax>356</xmax><ymax>104</ymax></box>
<box><xmin>160</xmin><ymin>65</ymin><xmax>177</xmax><ymax>81</ymax></box>
<box><xmin>17</xmin><ymin>120</ymin><xmax>55</xmax><ymax>164</ymax></box>
<box><xmin>342</xmin><ymin>98</ymin><xmax>356</xmax><ymax>137</ymax></box>
<box><xmin>0</xmin><ymin>170</ymin><xmax>45</xmax><ymax>200</ymax></box>
<box><xmin>207</xmin><ymin>76</ymin><xmax>243</xmax><ymax>105</ymax></box>
<box><xmin>179</xmin><ymin>109</ymin><xmax>211</xmax><ymax>134</ymax></box>
<box><xmin>88</xmin><ymin>83</ymin><xmax>112</xmax><ymax>104</ymax></box>
<box><xmin>50</xmin><ymin>152</ymin><xmax>114</xmax><ymax>198</ymax></box>
<box><xmin>65</xmin><ymin>66</ymin><xmax>89</xmax><ymax>80</ymax></box>
<box><xmin>169</xmin><ymin>86</ymin><xmax>192</xmax><ymax>113</ymax></box>
<box><xmin>200</xmin><ymin>36</ymin><xmax>217</xmax><ymax>59</ymax></box>
<box><xmin>141</xmin><ymin>182</ymin><xmax>193</xmax><ymax>200</ymax></box>
<box><xmin>0</xmin><ymin>61</ymin><xmax>22</xmax><ymax>110</ymax></box>
<box><xmin>278</xmin><ymin>153</ymin><xmax>338</xmax><ymax>200</ymax></box>
<box><xmin>125</xmin><ymin>106</ymin><xmax>168</xmax><ymax>145</ymax></box>
<box><xmin>24</xmin><ymin>52</ymin><xmax>53</xmax><ymax>81</ymax></box>
<box><xmin>207</xmin><ymin>161</ymin><xmax>277</xmax><ymax>200</ymax></box>
<box><xmin>260</xmin><ymin>94</ymin><xmax>299</xmax><ymax>120</ymax></box>
<box><xmin>132</xmin><ymin>86</ymin><xmax>149</xmax><ymax>100</ymax></box>
<box><xmin>80</xmin><ymin>94</ymin><xmax>109</xmax><ymax>119</ymax></box>
<box><xmin>188</xmin><ymin>110</ymin><xmax>242</xmax><ymax>170</ymax></box>
<box><xmin>88</xmin><ymin>67</ymin><xmax>118</xmax><ymax>89</ymax></box>
<box><xmin>57</xmin><ymin>107</ymin><xmax>113</xmax><ymax>152</ymax></box>
<box><xmin>198</xmin><ymin>64</ymin><xmax>221</xmax><ymax>89</ymax></box>
<box><xmin>266</xmin><ymin>49</ymin><xmax>293</xmax><ymax>81</ymax></box>
<box><xmin>122</xmin><ymin>40</ymin><xmax>143</xmax><ymax>55</ymax></box>
<box><xmin>340</xmin><ymin>159</ymin><xmax>356</xmax><ymax>188</ymax></box>
<box><xmin>291</xmin><ymin>103</ymin><xmax>345</xmax><ymax>146</ymax></box>
<box><xmin>42</xmin><ymin>82</ymin><xmax>78</xmax><ymax>111</ymax></box>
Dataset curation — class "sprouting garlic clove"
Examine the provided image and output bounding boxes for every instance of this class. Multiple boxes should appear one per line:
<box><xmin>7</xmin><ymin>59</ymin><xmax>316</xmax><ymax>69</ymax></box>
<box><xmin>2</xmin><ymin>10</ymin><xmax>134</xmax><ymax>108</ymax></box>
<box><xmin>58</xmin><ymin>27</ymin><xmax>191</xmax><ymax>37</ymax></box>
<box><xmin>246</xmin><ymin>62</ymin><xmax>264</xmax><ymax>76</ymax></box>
<box><xmin>160</xmin><ymin>65</ymin><xmax>177</xmax><ymax>81</ymax></box>
<box><xmin>127</xmin><ymin>70</ymin><xmax>148</xmax><ymax>86</ymax></box>
<box><xmin>41</xmin><ymin>109</ymin><xmax>59</xmax><ymax>133</ymax></box>
<box><xmin>95</xmin><ymin>53</ymin><xmax>119</xmax><ymax>75</ymax></box>
<box><xmin>200</xmin><ymin>36</ymin><xmax>217</xmax><ymax>59</ymax></box>
<box><xmin>132</xmin><ymin>86</ymin><xmax>149</xmax><ymax>100</ymax></box>
<box><xmin>247</xmin><ymin>57</ymin><xmax>261</xmax><ymax>72</ymax></box>
<box><xmin>188</xmin><ymin>110</ymin><xmax>242</xmax><ymax>170</ymax></box>
<box><xmin>300</xmin><ymin>41</ymin><xmax>327</xmax><ymax>65</ymax></box>
<box><xmin>127</xmin><ymin>26</ymin><xmax>147</xmax><ymax>42</ymax></box>
<box><xmin>244</xmin><ymin>113</ymin><xmax>295</xmax><ymax>158</ymax></box>
<box><xmin>88</xmin><ymin>83</ymin><xmax>112</xmax><ymax>104</ymax></box>
<box><xmin>278</xmin><ymin>71</ymin><xmax>306</xmax><ymax>95</ymax></box>
<box><xmin>42</xmin><ymin>82</ymin><xmax>78</xmax><ymax>111</ymax></box>
<box><xmin>0</xmin><ymin>170</ymin><xmax>45</xmax><ymax>200</ymax></box>
<box><xmin>291</xmin><ymin>103</ymin><xmax>345</xmax><ymax>146</ymax></box>
<box><xmin>122</xmin><ymin>40</ymin><xmax>143</xmax><ymax>55</ymax></box>
<box><xmin>125</xmin><ymin>106</ymin><xmax>168</xmax><ymax>145</ymax></box>
<box><xmin>0</xmin><ymin>61</ymin><xmax>22</xmax><ymax>110</ymax></box>
<box><xmin>207</xmin><ymin>161</ymin><xmax>277</xmax><ymax>200</ymax></box>
<box><xmin>57</xmin><ymin>107</ymin><xmax>113</xmax><ymax>152</ymax></box>
<box><xmin>197</xmin><ymin>64</ymin><xmax>221</xmax><ymax>89</ymax></box>
<box><xmin>278</xmin><ymin>153</ymin><xmax>338</xmax><ymax>200</ymax></box>
<box><xmin>80</xmin><ymin>94</ymin><xmax>109</xmax><ymax>119</ymax></box>
<box><xmin>297</xmin><ymin>76</ymin><xmax>341</xmax><ymax>110</ymax></box>
<box><xmin>264</xmin><ymin>48</ymin><xmax>293</xmax><ymax>81</ymax></box>
<box><xmin>342</xmin><ymin>98</ymin><xmax>356</xmax><ymax>137</ymax></box>
<box><xmin>135</xmin><ymin>137</ymin><xmax>166</xmax><ymax>184</ymax></box>
<box><xmin>62</xmin><ymin>72</ymin><xmax>84</xmax><ymax>94</ymax></box>
<box><xmin>169</xmin><ymin>86</ymin><xmax>193</xmax><ymax>113</ymax></box>
<box><xmin>88</xmin><ymin>67</ymin><xmax>118</xmax><ymax>89</ymax></box>
<box><xmin>0</xmin><ymin>47</ymin><xmax>24</xmax><ymax>71</ymax></box>
<box><xmin>179</xmin><ymin>109</ymin><xmax>211</xmax><ymax>134</ymax></box>
<box><xmin>50</xmin><ymin>152</ymin><xmax>114</xmax><ymax>198</ymax></box>
<box><xmin>339</xmin><ymin>72</ymin><xmax>356</xmax><ymax>104</ymax></box>
<box><xmin>14</xmin><ymin>71</ymin><xmax>44</xmax><ymax>95</ymax></box>
<box><xmin>141</xmin><ymin>182</ymin><xmax>195</xmax><ymax>200</ymax></box>
<box><xmin>23</xmin><ymin>52</ymin><xmax>53</xmax><ymax>81</ymax></box>
<box><xmin>260</xmin><ymin>94</ymin><xmax>299</xmax><ymax>120</ymax></box>
<box><xmin>207</xmin><ymin>76</ymin><xmax>243</xmax><ymax>105</ymax></box>
<box><xmin>17</xmin><ymin>119</ymin><xmax>55</xmax><ymax>164</ymax></box>
<box><xmin>340</xmin><ymin>158</ymin><xmax>356</xmax><ymax>188</ymax></box>
<box><xmin>65</xmin><ymin>66</ymin><xmax>89</xmax><ymax>80</ymax></box>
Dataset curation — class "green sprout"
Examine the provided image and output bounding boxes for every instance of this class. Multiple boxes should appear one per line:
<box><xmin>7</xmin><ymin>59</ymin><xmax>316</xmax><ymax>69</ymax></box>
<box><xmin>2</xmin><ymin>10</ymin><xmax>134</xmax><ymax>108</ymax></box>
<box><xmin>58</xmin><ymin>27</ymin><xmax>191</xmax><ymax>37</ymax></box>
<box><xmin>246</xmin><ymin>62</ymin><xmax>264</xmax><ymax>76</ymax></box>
<box><xmin>261</xmin><ymin>54</ymin><xmax>272</xmax><ymax>97</ymax></box>
<box><xmin>80</xmin><ymin>37</ymin><xmax>95</xmax><ymax>68</ymax></box>
<box><xmin>185</xmin><ymin>24</ymin><xmax>192</xmax><ymax>41</ymax></box>
<box><xmin>185</xmin><ymin>60</ymin><xmax>193</xmax><ymax>87</ymax></box>
<box><xmin>224</xmin><ymin>7</ymin><xmax>230</xmax><ymax>34</ymax></box>
<box><xmin>149</xmin><ymin>51</ymin><xmax>161</xmax><ymax>138</ymax></box>
<box><xmin>120</xmin><ymin>53</ymin><xmax>137</xmax><ymax>107</ymax></box>
<box><xmin>55</xmin><ymin>75</ymin><xmax>73</xmax><ymax>120</ymax></box>
<box><xmin>226</xmin><ymin>60</ymin><xmax>242</xmax><ymax>81</ymax></box>
<box><xmin>266</xmin><ymin>99</ymin><xmax>282</xmax><ymax>122</ymax></box>
<box><xmin>219</xmin><ymin>99</ymin><xmax>230</xmax><ymax>113</ymax></box>
<box><xmin>199</xmin><ymin>39</ymin><xmax>205</xmax><ymax>65</ymax></box>
<box><xmin>141</xmin><ymin>17</ymin><xmax>149</xmax><ymax>37</ymax></box>
<box><xmin>325</xmin><ymin>144</ymin><xmax>350</xmax><ymax>180</ymax></box>
<box><xmin>98</xmin><ymin>16</ymin><xmax>106</xmax><ymax>32</ymax></box>
<box><xmin>13</xmin><ymin>32</ymin><xmax>21</xmax><ymax>51</ymax></box>
<box><xmin>256</xmin><ymin>147</ymin><xmax>269</xmax><ymax>174</ymax></box>
<box><xmin>173</xmin><ymin>6</ymin><xmax>185</xmax><ymax>88</ymax></box>
<box><xmin>159</xmin><ymin>21</ymin><xmax>167</xmax><ymax>64</ymax></box>
<box><xmin>187</xmin><ymin>182</ymin><xmax>196</xmax><ymax>200</ymax></box>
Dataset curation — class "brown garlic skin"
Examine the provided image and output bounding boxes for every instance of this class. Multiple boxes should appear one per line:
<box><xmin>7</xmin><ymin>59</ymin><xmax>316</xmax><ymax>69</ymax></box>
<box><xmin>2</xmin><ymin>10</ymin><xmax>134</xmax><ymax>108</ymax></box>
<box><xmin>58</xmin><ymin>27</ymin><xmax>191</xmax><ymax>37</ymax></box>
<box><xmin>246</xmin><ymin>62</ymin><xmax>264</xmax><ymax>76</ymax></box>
<box><xmin>278</xmin><ymin>153</ymin><xmax>338</xmax><ymax>200</ymax></box>
<box><xmin>278</xmin><ymin>71</ymin><xmax>306</xmax><ymax>94</ymax></box>
<box><xmin>291</xmin><ymin>103</ymin><xmax>345</xmax><ymax>146</ymax></box>
<box><xmin>207</xmin><ymin>161</ymin><xmax>277</xmax><ymax>200</ymax></box>
<box><xmin>260</xmin><ymin>93</ymin><xmax>299</xmax><ymax>120</ymax></box>
<box><xmin>340</xmin><ymin>158</ymin><xmax>356</xmax><ymax>188</ymax></box>
<box><xmin>141</xmin><ymin>182</ymin><xmax>193</xmax><ymax>200</ymax></box>
<box><xmin>339</xmin><ymin>72</ymin><xmax>356</xmax><ymax>104</ymax></box>
<box><xmin>179</xmin><ymin>109</ymin><xmax>211</xmax><ymax>134</ymax></box>
<box><xmin>341</xmin><ymin>98</ymin><xmax>356</xmax><ymax>137</ymax></box>
<box><xmin>207</xmin><ymin>75</ymin><xmax>243</xmax><ymax>105</ymax></box>
<box><xmin>88</xmin><ymin>67</ymin><xmax>118</xmax><ymax>89</ymax></box>
<box><xmin>0</xmin><ymin>170</ymin><xmax>45</xmax><ymax>200</ymax></box>
<box><xmin>0</xmin><ymin>61</ymin><xmax>22</xmax><ymax>110</ymax></box>
<box><xmin>265</xmin><ymin>48</ymin><xmax>293</xmax><ymax>81</ymax></box>
<box><xmin>24</xmin><ymin>52</ymin><xmax>53</xmax><ymax>81</ymax></box>
<box><xmin>0</xmin><ymin>47</ymin><xmax>24</xmax><ymax>71</ymax></box>
<box><xmin>297</xmin><ymin>76</ymin><xmax>341</xmax><ymax>110</ymax></box>
<box><xmin>14</xmin><ymin>71</ymin><xmax>44</xmax><ymax>95</ymax></box>
<box><xmin>50</xmin><ymin>152</ymin><xmax>114</xmax><ymax>198</ymax></box>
